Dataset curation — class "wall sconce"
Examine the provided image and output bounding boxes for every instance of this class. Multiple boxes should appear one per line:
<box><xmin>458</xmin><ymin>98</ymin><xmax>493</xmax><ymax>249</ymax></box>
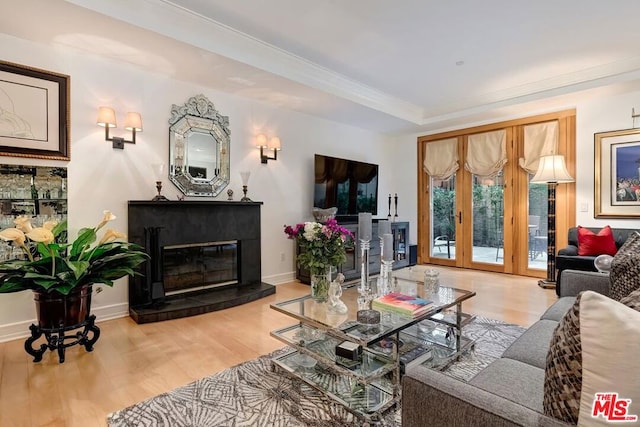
<box><xmin>256</xmin><ymin>134</ymin><xmax>281</xmax><ymax>163</ymax></box>
<box><xmin>96</xmin><ymin>107</ymin><xmax>143</xmax><ymax>149</ymax></box>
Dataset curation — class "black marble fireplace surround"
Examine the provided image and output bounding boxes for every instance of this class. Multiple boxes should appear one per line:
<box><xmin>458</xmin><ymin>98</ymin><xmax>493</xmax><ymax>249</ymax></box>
<box><xmin>127</xmin><ymin>201</ymin><xmax>275</xmax><ymax>323</ymax></box>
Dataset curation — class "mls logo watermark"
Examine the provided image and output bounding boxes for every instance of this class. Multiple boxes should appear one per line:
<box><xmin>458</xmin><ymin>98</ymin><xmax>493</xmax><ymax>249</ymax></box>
<box><xmin>592</xmin><ymin>393</ymin><xmax>638</xmax><ymax>422</ymax></box>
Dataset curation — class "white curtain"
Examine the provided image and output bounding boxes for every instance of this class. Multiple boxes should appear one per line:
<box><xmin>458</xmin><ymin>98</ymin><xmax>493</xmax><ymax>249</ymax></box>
<box><xmin>465</xmin><ymin>130</ymin><xmax>507</xmax><ymax>178</ymax></box>
<box><xmin>519</xmin><ymin>121</ymin><xmax>558</xmax><ymax>174</ymax></box>
<box><xmin>423</xmin><ymin>137</ymin><xmax>459</xmax><ymax>180</ymax></box>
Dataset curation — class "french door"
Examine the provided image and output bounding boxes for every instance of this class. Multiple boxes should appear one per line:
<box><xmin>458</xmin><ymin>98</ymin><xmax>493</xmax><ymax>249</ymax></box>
<box><xmin>418</xmin><ymin>111</ymin><xmax>576</xmax><ymax>277</ymax></box>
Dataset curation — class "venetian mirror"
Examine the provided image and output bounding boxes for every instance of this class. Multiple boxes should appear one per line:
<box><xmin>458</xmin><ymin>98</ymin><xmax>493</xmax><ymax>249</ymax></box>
<box><xmin>168</xmin><ymin>94</ymin><xmax>230</xmax><ymax>197</ymax></box>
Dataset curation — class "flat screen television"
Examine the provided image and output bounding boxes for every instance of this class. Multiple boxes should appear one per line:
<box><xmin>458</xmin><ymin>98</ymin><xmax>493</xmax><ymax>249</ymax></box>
<box><xmin>313</xmin><ymin>154</ymin><xmax>378</xmax><ymax>216</ymax></box>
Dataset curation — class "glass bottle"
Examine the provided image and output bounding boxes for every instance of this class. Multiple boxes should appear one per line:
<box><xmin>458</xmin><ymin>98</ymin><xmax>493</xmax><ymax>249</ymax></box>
<box><xmin>30</xmin><ymin>176</ymin><xmax>38</xmax><ymax>200</ymax></box>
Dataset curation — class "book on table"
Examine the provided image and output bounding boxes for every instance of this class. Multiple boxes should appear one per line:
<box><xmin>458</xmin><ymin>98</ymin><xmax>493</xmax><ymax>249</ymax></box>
<box><xmin>372</xmin><ymin>292</ymin><xmax>433</xmax><ymax>318</ymax></box>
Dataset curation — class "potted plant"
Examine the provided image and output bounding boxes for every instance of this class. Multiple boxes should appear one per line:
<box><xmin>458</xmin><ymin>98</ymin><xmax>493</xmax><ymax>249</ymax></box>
<box><xmin>0</xmin><ymin>211</ymin><xmax>148</xmax><ymax>362</ymax></box>
<box><xmin>284</xmin><ymin>218</ymin><xmax>354</xmax><ymax>302</ymax></box>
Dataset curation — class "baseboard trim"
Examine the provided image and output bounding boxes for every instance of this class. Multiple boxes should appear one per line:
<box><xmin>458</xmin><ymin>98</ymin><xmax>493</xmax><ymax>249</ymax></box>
<box><xmin>0</xmin><ymin>303</ymin><xmax>130</xmax><ymax>343</ymax></box>
<box><xmin>263</xmin><ymin>271</ymin><xmax>296</xmax><ymax>285</ymax></box>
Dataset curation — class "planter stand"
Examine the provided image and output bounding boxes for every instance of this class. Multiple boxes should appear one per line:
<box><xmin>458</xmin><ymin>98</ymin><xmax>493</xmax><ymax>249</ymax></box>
<box><xmin>24</xmin><ymin>315</ymin><xmax>100</xmax><ymax>363</ymax></box>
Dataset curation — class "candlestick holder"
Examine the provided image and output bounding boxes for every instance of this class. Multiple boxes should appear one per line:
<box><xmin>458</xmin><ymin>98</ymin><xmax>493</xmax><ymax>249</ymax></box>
<box><xmin>378</xmin><ymin>260</ymin><xmax>393</xmax><ymax>296</ymax></box>
<box><xmin>240</xmin><ymin>171</ymin><xmax>252</xmax><ymax>202</ymax></box>
<box><xmin>359</xmin><ymin>239</ymin><xmax>371</xmax><ymax>298</ymax></box>
<box><xmin>393</xmin><ymin>193</ymin><xmax>399</xmax><ymax>221</ymax></box>
<box><xmin>387</xmin><ymin>194</ymin><xmax>392</xmax><ymax>220</ymax></box>
<box><xmin>152</xmin><ymin>181</ymin><xmax>169</xmax><ymax>201</ymax></box>
<box><xmin>152</xmin><ymin>163</ymin><xmax>169</xmax><ymax>201</ymax></box>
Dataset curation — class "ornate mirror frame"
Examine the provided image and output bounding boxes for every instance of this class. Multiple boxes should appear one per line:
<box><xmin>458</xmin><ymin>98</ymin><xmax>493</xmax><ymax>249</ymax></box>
<box><xmin>168</xmin><ymin>94</ymin><xmax>230</xmax><ymax>197</ymax></box>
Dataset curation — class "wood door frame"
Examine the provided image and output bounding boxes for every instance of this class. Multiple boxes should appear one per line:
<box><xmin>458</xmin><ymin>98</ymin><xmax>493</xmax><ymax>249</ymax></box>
<box><xmin>417</xmin><ymin>109</ymin><xmax>576</xmax><ymax>277</ymax></box>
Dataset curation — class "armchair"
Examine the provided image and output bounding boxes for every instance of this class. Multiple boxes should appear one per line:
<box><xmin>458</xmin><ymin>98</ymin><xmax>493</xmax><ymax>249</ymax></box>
<box><xmin>555</xmin><ymin>226</ymin><xmax>638</xmax><ymax>296</ymax></box>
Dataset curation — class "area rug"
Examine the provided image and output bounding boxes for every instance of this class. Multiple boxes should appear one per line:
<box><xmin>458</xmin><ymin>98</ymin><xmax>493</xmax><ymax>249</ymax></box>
<box><xmin>107</xmin><ymin>316</ymin><xmax>525</xmax><ymax>427</ymax></box>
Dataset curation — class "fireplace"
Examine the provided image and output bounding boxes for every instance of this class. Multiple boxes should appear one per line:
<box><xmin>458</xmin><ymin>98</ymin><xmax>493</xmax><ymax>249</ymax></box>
<box><xmin>163</xmin><ymin>240</ymin><xmax>238</xmax><ymax>295</ymax></box>
<box><xmin>127</xmin><ymin>200</ymin><xmax>275</xmax><ymax>323</ymax></box>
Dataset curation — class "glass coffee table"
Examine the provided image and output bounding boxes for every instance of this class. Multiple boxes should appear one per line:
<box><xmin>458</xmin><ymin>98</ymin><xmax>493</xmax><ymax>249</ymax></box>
<box><xmin>269</xmin><ymin>273</ymin><xmax>476</xmax><ymax>423</ymax></box>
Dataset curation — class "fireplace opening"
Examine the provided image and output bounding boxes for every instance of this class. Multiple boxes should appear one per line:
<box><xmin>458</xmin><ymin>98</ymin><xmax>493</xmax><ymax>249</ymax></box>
<box><xmin>162</xmin><ymin>240</ymin><xmax>238</xmax><ymax>296</ymax></box>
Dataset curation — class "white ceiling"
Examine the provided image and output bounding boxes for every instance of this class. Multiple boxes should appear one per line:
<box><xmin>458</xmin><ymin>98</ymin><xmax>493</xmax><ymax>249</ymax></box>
<box><xmin>5</xmin><ymin>0</ymin><xmax>640</xmax><ymax>134</ymax></box>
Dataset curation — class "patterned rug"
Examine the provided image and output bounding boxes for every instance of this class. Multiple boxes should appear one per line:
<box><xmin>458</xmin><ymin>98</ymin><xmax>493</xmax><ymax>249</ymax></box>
<box><xmin>107</xmin><ymin>316</ymin><xmax>525</xmax><ymax>426</ymax></box>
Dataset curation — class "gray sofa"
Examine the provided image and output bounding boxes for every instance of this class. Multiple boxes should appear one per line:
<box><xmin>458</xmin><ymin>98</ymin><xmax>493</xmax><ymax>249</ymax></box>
<box><xmin>402</xmin><ymin>270</ymin><xmax>610</xmax><ymax>427</ymax></box>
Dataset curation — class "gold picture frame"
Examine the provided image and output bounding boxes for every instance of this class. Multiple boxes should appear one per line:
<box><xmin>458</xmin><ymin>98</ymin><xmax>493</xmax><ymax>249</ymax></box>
<box><xmin>594</xmin><ymin>128</ymin><xmax>640</xmax><ymax>218</ymax></box>
<box><xmin>0</xmin><ymin>60</ymin><xmax>70</xmax><ymax>161</ymax></box>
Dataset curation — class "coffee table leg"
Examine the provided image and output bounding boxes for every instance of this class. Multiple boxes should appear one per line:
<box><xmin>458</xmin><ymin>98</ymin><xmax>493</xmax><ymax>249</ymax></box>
<box><xmin>456</xmin><ymin>302</ymin><xmax>462</xmax><ymax>352</ymax></box>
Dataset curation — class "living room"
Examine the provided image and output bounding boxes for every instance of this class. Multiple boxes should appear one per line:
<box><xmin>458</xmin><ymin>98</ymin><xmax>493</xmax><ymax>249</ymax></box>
<box><xmin>1</xmin><ymin>1</ymin><xmax>640</xmax><ymax>425</ymax></box>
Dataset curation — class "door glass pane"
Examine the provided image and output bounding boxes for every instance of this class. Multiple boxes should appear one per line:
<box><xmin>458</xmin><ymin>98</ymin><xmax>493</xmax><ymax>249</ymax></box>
<box><xmin>528</xmin><ymin>174</ymin><xmax>548</xmax><ymax>270</ymax></box>
<box><xmin>471</xmin><ymin>171</ymin><xmax>504</xmax><ymax>264</ymax></box>
<box><xmin>431</xmin><ymin>176</ymin><xmax>456</xmax><ymax>259</ymax></box>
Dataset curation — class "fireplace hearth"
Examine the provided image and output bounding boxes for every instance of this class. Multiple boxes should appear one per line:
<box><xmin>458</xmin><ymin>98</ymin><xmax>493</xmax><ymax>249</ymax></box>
<box><xmin>128</xmin><ymin>201</ymin><xmax>274</xmax><ymax>323</ymax></box>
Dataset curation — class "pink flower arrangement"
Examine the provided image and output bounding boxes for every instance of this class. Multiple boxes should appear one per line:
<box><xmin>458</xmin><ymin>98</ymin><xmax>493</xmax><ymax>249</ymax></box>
<box><xmin>284</xmin><ymin>218</ymin><xmax>354</xmax><ymax>274</ymax></box>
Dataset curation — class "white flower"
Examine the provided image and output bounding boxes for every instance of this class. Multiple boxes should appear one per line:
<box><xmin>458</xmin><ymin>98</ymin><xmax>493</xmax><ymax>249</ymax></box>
<box><xmin>97</xmin><ymin>210</ymin><xmax>117</xmax><ymax>230</ymax></box>
<box><xmin>99</xmin><ymin>229</ymin><xmax>127</xmax><ymax>244</ymax></box>
<box><xmin>43</xmin><ymin>220</ymin><xmax>58</xmax><ymax>231</ymax></box>
<box><xmin>13</xmin><ymin>216</ymin><xmax>33</xmax><ymax>233</ymax></box>
<box><xmin>0</xmin><ymin>227</ymin><xmax>26</xmax><ymax>245</ymax></box>
<box><xmin>303</xmin><ymin>222</ymin><xmax>318</xmax><ymax>241</ymax></box>
<box><xmin>26</xmin><ymin>227</ymin><xmax>55</xmax><ymax>244</ymax></box>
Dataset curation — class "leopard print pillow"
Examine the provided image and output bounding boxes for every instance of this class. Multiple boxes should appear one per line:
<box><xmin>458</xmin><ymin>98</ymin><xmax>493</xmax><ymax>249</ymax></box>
<box><xmin>609</xmin><ymin>232</ymin><xmax>640</xmax><ymax>301</ymax></box>
<box><xmin>543</xmin><ymin>293</ymin><xmax>584</xmax><ymax>423</ymax></box>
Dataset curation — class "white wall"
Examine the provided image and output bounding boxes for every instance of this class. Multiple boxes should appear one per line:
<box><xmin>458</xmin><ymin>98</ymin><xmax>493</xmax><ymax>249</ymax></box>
<box><xmin>0</xmin><ymin>34</ymin><xmax>394</xmax><ymax>341</ymax></box>
<box><xmin>575</xmin><ymin>92</ymin><xmax>640</xmax><ymax>228</ymax></box>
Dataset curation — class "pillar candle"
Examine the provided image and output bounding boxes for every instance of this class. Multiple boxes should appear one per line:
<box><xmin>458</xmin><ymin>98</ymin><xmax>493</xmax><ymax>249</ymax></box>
<box><xmin>378</xmin><ymin>220</ymin><xmax>391</xmax><ymax>236</ymax></box>
<box><xmin>382</xmin><ymin>233</ymin><xmax>394</xmax><ymax>261</ymax></box>
<box><xmin>358</xmin><ymin>212</ymin><xmax>372</xmax><ymax>241</ymax></box>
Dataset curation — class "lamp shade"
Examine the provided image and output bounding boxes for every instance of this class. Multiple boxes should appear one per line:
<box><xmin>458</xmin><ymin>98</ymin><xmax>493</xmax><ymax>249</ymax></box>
<box><xmin>124</xmin><ymin>112</ymin><xmax>143</xmax><ymax>131</ymax></box>
<box><xmin>268</xmin><ymin>136</ymin><xmax>281</xmax><ymax>151</ymax></box>
<box><xmin>256</xmin><ymin>134</ymin><xmax>268</xmax><ymax>148</ymax></box>
<box><xmin>531</xmin><ymin>155</ymin><xmax>574</xmax><ymax>184</ymax></box>
<box><xmin>96</xmin><ymin>107</ymin><xmax>117</xmax><ymax>128</ymax></box>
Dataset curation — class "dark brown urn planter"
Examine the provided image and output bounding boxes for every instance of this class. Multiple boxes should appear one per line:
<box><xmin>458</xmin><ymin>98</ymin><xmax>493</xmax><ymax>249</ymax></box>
<box><xmin>24</xmin><ymin>284</ymin><xmax>100</xmax><ymax>363</ymax></box>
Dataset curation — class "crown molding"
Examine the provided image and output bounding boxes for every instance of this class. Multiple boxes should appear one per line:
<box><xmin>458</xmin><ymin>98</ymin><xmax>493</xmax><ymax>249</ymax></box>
<box><xmin>64</xmin><ymin>0</ymin><xmax>425</xmax><ymax>124</ymax></box>
<box><xmin>64</xmin><ymin>0</ymin><xmax>640</xmax><ymax>130</ymax></box>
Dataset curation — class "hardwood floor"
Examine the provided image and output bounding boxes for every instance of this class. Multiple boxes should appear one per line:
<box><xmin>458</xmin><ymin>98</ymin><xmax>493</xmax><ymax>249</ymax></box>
<box><xmin>0</xmin><ymin>266</ymin><xmax>558</xmax><ymax>427</ymax></box>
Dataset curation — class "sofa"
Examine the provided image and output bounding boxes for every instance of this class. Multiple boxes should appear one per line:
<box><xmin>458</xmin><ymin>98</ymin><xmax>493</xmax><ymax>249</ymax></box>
<box><xmin>555</xmin><ymin>226</ymin><xmax>638</xmax><ymax>296</ymax></box>
<box><xmin>402</xmin><ymin>270</ymin><xmax>616</xmax><ymax>427</ymax></box>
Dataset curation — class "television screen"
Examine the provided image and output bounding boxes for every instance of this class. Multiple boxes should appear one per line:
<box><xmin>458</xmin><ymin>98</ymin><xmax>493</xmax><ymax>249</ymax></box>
<box><xmin>314</xmin><ymin>154</ymin><xmax>378</xmax><ymax>216</ymax></box>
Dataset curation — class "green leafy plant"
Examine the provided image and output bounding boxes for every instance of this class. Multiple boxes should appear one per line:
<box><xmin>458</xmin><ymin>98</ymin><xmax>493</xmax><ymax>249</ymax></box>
<box><xmin>0</xmin><ymin>211</ymin><xmax>148</xmax><ymax>295</ymax></box>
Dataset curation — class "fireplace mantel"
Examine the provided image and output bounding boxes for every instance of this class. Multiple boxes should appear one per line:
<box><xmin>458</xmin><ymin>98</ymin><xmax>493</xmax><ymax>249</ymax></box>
<box><xmin>127</xmin><ymin>200</ymin><xmax>275</xmax><ymax>323</ymax></box>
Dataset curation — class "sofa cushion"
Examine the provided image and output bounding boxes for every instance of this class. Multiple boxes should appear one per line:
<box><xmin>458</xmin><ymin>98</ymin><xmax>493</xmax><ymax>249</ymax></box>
<box><xmin>619</xmin><ymin>287</ymin><xmax>640</xmax><ymax>311</ymax></box>
<box><xmin>543</xmin><ymin>292</ymin><xmax>584</xmax><ymax>424</ymax></box>
<box><xmin>578</xmin><ymin>291</ymin><xmax>640</xmax><ymax>426</ymax></box>
<box><xmin>609</xmin><ymin>231</ymin><xmax>640</xmax><ymax>301</ymax></box>
<box><xmin>501</xmin><ymin>319</ymin><xmax>557</xmax><ymax>369</ymax></box>
<box><xmin>540</xmin><ymin>297</ymin><xmax>575</xmax><ymax>321</ymax></box>
<box><xmin>469</xmin><ymin>358</ymin><xmax>544</xmax><ymax>413</ymax></box>
<box><xmin>577</xmin><ymin>225</ymin><xmax>617</xmax><ymax>256</ymax></box>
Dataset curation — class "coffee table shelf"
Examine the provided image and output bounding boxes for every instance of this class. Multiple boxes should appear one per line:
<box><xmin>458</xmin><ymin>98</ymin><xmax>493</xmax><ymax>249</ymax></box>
<box><xmin>272</xmin><ymin>349</ymin><xmax>396</xmax><ymax>418</ymax></box>
<box><xmin>269</xmin><ymin>276</ymin><xmax>476</xmax><ymax>422</ymax></box>
<box><xmin>270</xmin><ymin>324</ymin><xmax>395</xmax><ymax>382</ymax></box>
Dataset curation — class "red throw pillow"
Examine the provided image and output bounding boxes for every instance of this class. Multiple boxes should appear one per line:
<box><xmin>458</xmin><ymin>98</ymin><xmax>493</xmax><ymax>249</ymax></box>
<box><xmin>577</xmin><ymin>225</ymin><xmax>617</xmax><ymax>256</ymax></box>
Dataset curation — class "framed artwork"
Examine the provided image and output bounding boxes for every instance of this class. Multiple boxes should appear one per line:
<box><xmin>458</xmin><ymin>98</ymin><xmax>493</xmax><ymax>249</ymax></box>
<box><xmin>594</xmin><ymin>128</ymin><xmax>640</xmax><ymax>218</ymax></box>
<box><xmin>0</xmin><ymin>60</ymin><xmax>70</xmax><ymax>161</ymax></box>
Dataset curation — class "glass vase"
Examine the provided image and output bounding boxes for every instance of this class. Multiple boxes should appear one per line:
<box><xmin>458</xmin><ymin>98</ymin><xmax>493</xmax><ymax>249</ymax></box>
<box><xmin>310</xmin><ymin>266</ymin><xmax>334</xmax><ymax>303</ymax></box>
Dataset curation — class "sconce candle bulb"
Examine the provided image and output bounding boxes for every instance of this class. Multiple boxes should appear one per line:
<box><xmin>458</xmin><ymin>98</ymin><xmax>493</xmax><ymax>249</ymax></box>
<box><xmin>257</xmin><ymin>134</ymin><xmax>282</xmax><ymax>163</ymax></box>
<box><xmin>96</xmin><ymin>106</ymin><xmax>142</xmax><ymax>149</ymax></box>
